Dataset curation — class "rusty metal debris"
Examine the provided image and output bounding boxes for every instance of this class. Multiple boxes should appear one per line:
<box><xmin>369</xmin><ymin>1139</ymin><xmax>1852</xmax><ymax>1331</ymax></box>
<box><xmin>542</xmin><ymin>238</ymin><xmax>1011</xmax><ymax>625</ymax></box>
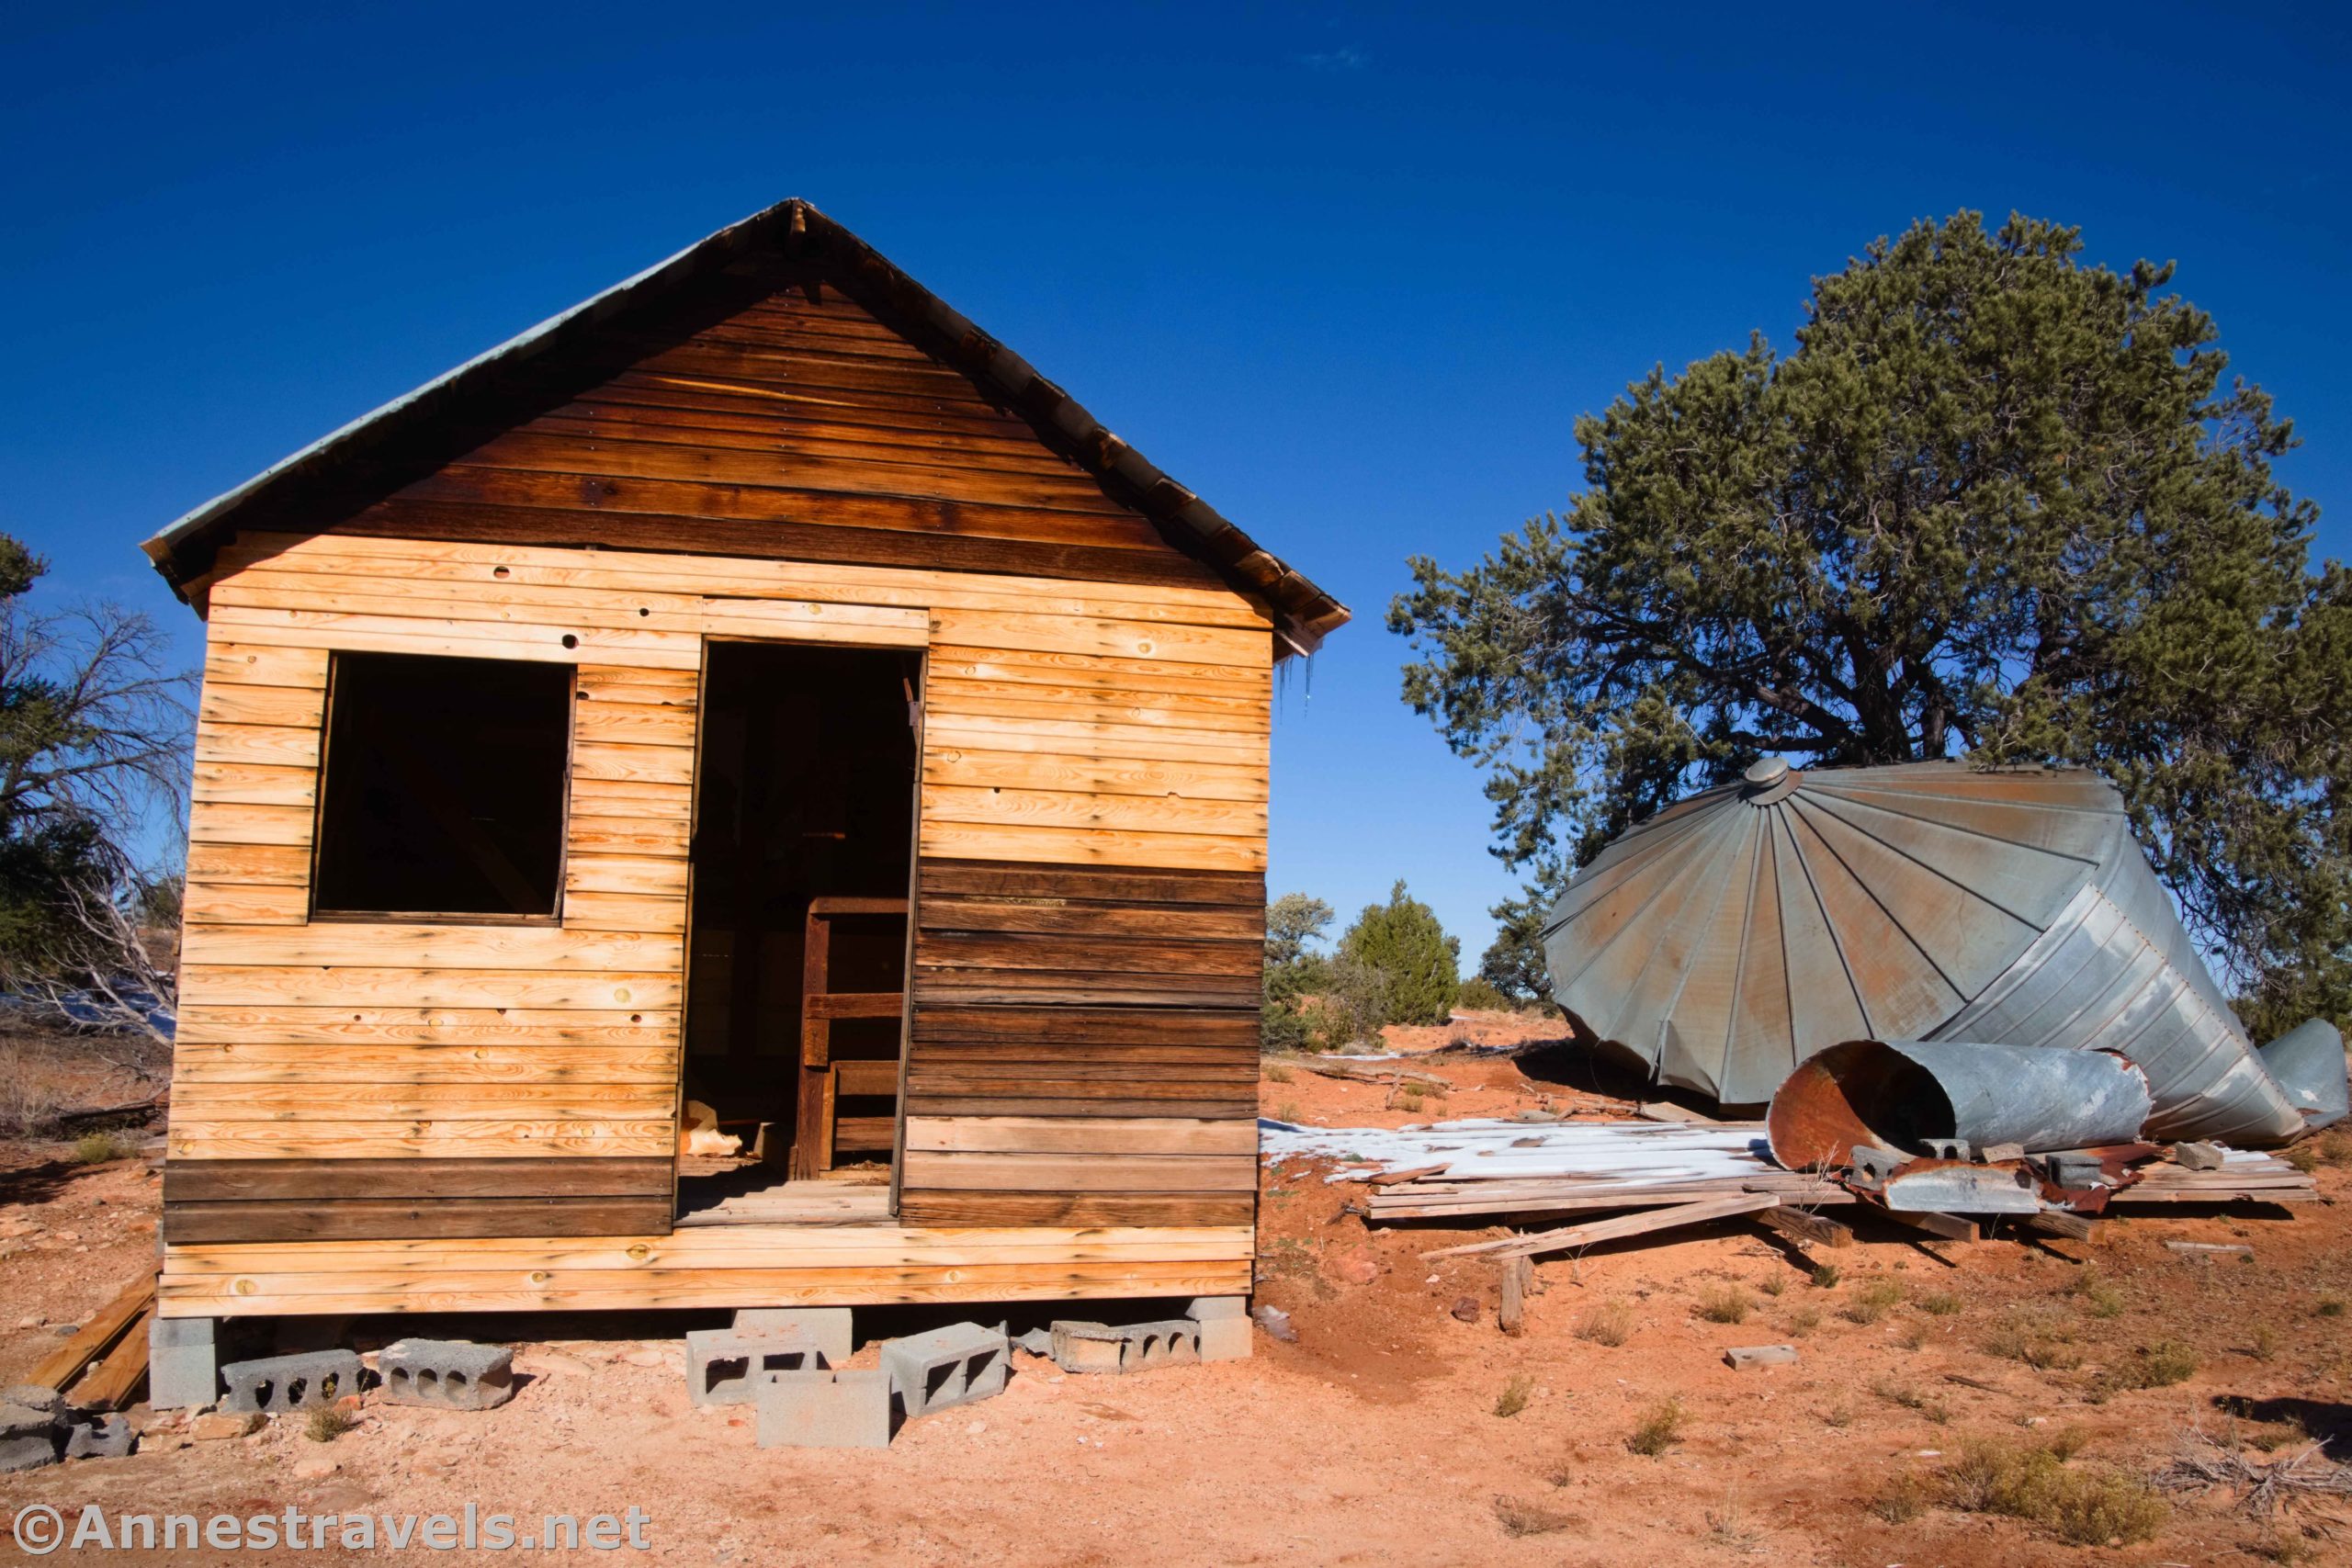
<box><xmin>1541</xmin><ymin>760</ymin><xmax>2341</xmax><ymax>1146</ymax></box>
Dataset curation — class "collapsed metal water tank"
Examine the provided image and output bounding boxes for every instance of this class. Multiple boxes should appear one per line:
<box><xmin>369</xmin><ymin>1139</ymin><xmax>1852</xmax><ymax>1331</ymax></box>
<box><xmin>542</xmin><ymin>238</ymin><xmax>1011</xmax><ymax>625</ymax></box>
<box><xmin>1540</xmin><ymin>760</ymin><xmax>2315</xmax><ymax>1145</ymax></box>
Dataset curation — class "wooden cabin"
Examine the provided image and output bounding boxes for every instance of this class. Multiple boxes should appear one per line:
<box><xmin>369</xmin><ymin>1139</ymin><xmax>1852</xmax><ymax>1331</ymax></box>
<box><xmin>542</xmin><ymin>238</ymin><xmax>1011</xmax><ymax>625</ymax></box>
<box><xmin>140</xmin><ymin>198</ymin><xmax>1346</xmax><ymax>1329</ymax></box>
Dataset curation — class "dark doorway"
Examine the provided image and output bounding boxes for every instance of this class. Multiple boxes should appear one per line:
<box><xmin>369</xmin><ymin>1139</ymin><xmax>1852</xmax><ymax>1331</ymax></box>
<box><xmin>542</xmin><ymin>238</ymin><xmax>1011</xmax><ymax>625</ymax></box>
<box><xmin>676</xmin><ymin>641</ymin><xmax>920</xmax><ymax>1224</ymax></box>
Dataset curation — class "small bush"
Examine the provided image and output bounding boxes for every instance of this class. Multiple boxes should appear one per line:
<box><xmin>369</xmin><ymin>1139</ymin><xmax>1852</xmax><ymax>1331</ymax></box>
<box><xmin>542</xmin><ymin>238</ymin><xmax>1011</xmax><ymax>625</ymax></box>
<box><xmin>2281</xmin><ymin>1141</ymin><xmax>2322</xmax><ymax>1174</ymax></box>
<box><xmin>2318</xmin><ymin>1129</ymin><xmax>2352</xmax><ymax>1166</ymax></box>
<box><xmin>2109</xmin><ymin>1340</ymin><xmax>2199</xmax><ymax>1390</ymax></box>
<box><xmin>1455</xmin><ymin>976</ymin><xmax>1512</xmax><ymax>1012</ymax></box>
<box><xmin>1574</xmin><ymin>1299</ymin><xmax>1637</xmax><ymax>1347</ymax></box>
<box><xmin>1938</xmin><ymin>1436</ymin><xmax>2166</xmax><ymax>1546</ymax></box>
<box><xmin>305</xmin><ymin>1404</ymin><xmax>356</xmax><ymax>1443</ymax></box>
<box><xmin>1819</xmin><ymin>1401</ymin><xmax>1853</xmax><ymax>1428</ymax></box>
<box><xmin>1917</xmin><ymin>1290</ymin><xmax>1962</xmax><ymax>1316</ymax></box>
<box><xmin>1868</xmin><ymin>1471</ymin><xmax>1930</xmax><ymax>1525</ymax></box>
<box><xmin>1871</xmin><ymin>1379</ymin><xmax>1951</xmax><ymax>1425</ymax></box>
<box><xmin>1843</xmin><ymin>1278</ymin><xmax>1904</xmax><ymax>1325</ymax></box>
<box><xmin>1339</xmin><ymin>880</ymin><xmax>1460</xmax><ymax>1027</ymax></box>
<box><xmin>1695</xmin><ymin>1285</ymin><xmax>1751</xmax><ymax>1325</ymax></box>
<box><xmin>2251</xmin><ymin>1325</ymin><xmax>2280</xmax><ymax>1362</ymax></box>
<box><xmin>1894</xmin><ymin>1320</ymin><xmax>1928</xmax><ymax>1351</ymax></box>
<box><xmin>1494</xmin><ymin>1374</ymin><xmax>1533</xmax><ymax>1418</ymax></box>
<box><xmin>1784</xmin><ymin>1304</ymin><xmax>1823</xmax><ymax>1337</ymax></box>
<box><xmin>1758</xmin><ymin>1274</ymin><xmax>1787</xmax><ymax>1298</ymax></box>
<box><xmin>1625</xmin><ymin>1398</ymin><xmax>1683</xmax><ymax>1457</ymax></box>
<box><xmin>1810</xmin><ymin>1262</ymin><xmax>1842</xmax><ymax>1290</ymax></box>
<box><xmin>71</xmin><ymin>1130</ymin><xmax>138</xmax><ymax>1165</ymax></box>
<box><xmin>2314</xmin><ymin>1295</ymin><xmax>2346</xmax><ymax>1319</ymax></box>
<box><xmin>1396</xmin><ymin>1089</ymin><xmax>1425</xmax><ymax>1112</ymax></box>
<box><xmin>1261</xmin><ymin>1061</ymin><xmax>1295</xmax><ymax>1084</ymax></box>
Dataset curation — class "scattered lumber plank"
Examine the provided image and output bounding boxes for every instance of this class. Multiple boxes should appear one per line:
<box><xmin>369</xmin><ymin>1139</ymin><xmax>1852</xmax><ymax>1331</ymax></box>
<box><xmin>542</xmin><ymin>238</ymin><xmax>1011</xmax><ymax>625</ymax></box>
<box><xmin>1366</xmin><ymin>1165</ymin><xmax>1450</xmax><ymax>1187</ymax></box>
<box><xmin>2027</xmin><ymin>1210</ymin><xmax>2098</xmax><ymax>1242</ymax></box>
<box><xmin>1879</xmin><ymin>1208</ymin><xmax>1978</xmax><ymax>1243</ymax></box>
<box><xmin>29</xmin><ymin>1275</ymin><xmax>155</xmax><ymax>1393</ymax></box>
<box><xmin>1292</xmin><ymin>1057</ymin><xmax>1451</xmax><ymax>1089</ymax></box>
<box><xmin>1760</xmin><ymin>1206</ymin><xmax>1855</xmax><ymax>1248</ymax></box>
<box><xmin>1635</xmin><ymin>1101</ymin><xmax>1720</xmax><ymax>1124</ymax></box>
<box><xmin>1498</xmin><ymin>1256</ymin><xmax>1531</xmax><ymax>1336</ymax></box>
<box><xmin>2164</xmin><ymin>1240</ymin><xmax>2253</xmax><ymax>1257</ymax></box>
<box><xmin>1423</xmin><ymin>1192</ymin><xmax>1782</xmax><ymax>1261</ymax></box>
<box><xmin>70</xmin><ymin>1303</ymin><xmax>154</xmax><ymax>1411</ymax></box>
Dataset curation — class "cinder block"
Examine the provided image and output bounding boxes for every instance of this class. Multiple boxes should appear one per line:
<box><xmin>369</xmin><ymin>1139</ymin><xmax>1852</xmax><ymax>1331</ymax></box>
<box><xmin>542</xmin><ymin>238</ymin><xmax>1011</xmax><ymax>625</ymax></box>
<box><xmin>879</xmin><ymin>1323</ymin><xmax>1007</xmax><ymax>1418</ymax></box>
<box><xmin>64</xmin><ymin>1414</ymin><xmax>135</xmax><ymax>1459</ymax></box>
<box><xmin>1186</xmin><ymin>1295</ymin><xmax>1249</xmax><ymax>1321</ymax></box>
<box><xmin>149</xmin><ymin>1315</ymin><xmax>219</xmax><ymax>1411</ymax></box>
<box><xmin>220</xmin><ymin>1349</ymin><xmax>363</xmax><ymax>1414</ymax></box>
<box><xmin>733</xmin><ymin>1307</ymin><xmax>853</xmax><ymax>1365</ymax></box>
<box><xmin>1048</xmin><ymin>1319</ymin><xmax>1200</xmax><ymax>1375</ymax></box>
<box><xmin>1194</xmin><ymin>1314</ymin><xmax>1252</xmax><ymax>1361</ymax></box>
<box><xmin>1012</xmin><ymin>1327</ymin><xmax>1053</xmax><ymax>1357</ymax></box>
<box><xmin>753</xmin><ymin>1369</ymin><xmax>892</xmax><ymax>1450</ymax></box>
<box><xmin>1724</xmin><ymin>1344</ymin><xmax>1799</xmax><ymax>1371</ymax></box>
<box><xmin>685</xmin><ymin>1328</ymin><xmax>824</xmax><ymax>1407</ymax></box>
<box><xmin>0</xmin><ymin>1433</ymin><xmax>57</xmax><ymax>1472</ymax></box>
<box><xmin>378</xmin><ymin>1338</ymin><xmax>516</xmax><ymax>1411</ymax></box>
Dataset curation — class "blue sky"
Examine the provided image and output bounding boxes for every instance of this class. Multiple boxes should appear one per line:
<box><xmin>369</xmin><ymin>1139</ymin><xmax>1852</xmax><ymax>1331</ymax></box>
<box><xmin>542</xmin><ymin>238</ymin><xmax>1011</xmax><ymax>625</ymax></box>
<box><xmin>5</xmin><ymin>2</ymin><xmax>2348</xmax><ymax>957</ymax></box>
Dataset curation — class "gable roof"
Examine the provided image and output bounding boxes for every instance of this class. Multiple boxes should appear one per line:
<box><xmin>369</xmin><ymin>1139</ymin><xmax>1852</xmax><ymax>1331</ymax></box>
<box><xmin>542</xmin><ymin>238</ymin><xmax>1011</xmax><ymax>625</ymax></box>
<box><xmin>141</xmin><ymin>197</ymin><xmax>1349</xmax><ymax>653</ymax></box>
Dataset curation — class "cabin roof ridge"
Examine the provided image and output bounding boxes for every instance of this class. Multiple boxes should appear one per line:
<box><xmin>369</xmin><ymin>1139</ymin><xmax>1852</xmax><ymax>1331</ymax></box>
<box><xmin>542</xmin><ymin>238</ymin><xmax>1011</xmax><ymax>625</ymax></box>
<box><xmin>141</xmin><ymin>197</ymin><xmax>1350</xmax><ymax>654</ymax></box>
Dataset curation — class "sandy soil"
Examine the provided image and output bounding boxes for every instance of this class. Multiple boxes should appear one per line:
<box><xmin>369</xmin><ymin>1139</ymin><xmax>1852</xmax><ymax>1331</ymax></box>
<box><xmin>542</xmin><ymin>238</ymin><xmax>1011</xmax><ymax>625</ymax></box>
<box><xmin>3</xmin><ymin>1015</ymin><xmax>2349</xmax><ymax>1566</ymax></box>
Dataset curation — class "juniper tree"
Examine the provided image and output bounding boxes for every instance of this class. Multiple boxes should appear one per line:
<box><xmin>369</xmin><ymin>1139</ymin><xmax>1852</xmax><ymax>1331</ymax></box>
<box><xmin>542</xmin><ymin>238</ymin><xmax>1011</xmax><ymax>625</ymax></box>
<box><xmin>1391</xmin><ymin>212</ymin><xmax>2352</xmax><ymax>1036</ymax></box>
<box><xmin>1340</xmin><ymin>880</ymin><xmax>1460</xmax><ymax>1027</ymax></box>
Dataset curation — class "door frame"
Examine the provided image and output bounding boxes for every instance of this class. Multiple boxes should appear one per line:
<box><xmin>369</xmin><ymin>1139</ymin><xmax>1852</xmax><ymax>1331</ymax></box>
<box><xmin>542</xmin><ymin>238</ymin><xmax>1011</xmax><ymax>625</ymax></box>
<box><xmin>676</xmin><ymin>634</ymin><xmax>929</xmax><ymax>1220</ymax></box>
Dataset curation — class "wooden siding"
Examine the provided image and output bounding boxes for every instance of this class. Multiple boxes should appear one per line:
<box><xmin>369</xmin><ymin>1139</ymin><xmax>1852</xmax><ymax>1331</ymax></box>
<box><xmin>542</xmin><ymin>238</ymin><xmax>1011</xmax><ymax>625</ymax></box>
<box><xmin>289</xmin><ymin>276</ymin><xmax>1237</xmax><ymax>596</ymax></box>
<box><xmin>166</xmin><ymin>529</ymin><xmax>1269</xmax><ymax>1256</ymax></box>
<box><xmin>157</xmin><ymin>1225</ymin><xmax>1255</xmax><ymax>1317</ymax></box>
<box><xmin>898</xmin><ymin>860</ymin><xmax>1263</xmax><ymax>1228</ymax></box>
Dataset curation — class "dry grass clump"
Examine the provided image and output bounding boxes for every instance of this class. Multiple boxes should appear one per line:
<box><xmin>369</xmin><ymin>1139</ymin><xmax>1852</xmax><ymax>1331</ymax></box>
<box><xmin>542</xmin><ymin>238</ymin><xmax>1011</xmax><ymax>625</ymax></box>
<box><xmin>1261</xmin><ymin>1060</ymin><xmax>1295</xmax><ymax>1084</ymax></box>
<box><xmin>1868</xmin><ymin>1470</ymin><xmax>1931</xmax><ymax>1524</ymax></box>
<box><xmin>1983</xmin><ymin>1310</ymin><xmax>2084</xmax><ymax>1371</ymax></box>
<box><xmin>1694</xmin><ymin>1285</ymin><xmax>1751</xmax><ymax>1325</ymax></box>
<box><xmin>2070</xmin><ymin>1268</ymin><xmax>2128</xmax><ymax>1318</ymax></box>
<box><xmin>1494</xmin><ymin>1374</ymin><xmax>1532</xmax><ymax>1417</ymax></box>
<box><xmin>1574</xmin><ymin>1298</ymin><xmax>1637</xmax><ymax>1347</ymax></box>
<box><xmin>304</xmin><ymin>1404</ymin><xmax>356</xmax><ymax>1442</ymax></box>
<box><xmin>2314</xmin><ymin>1295</ymin><xmax>2346</xmax><ymax>1320</ymax></box>
<box><xmin>2316</xmin><ymin>1128</ymin><xmax>2352</xmax><ymax>1166</ymax></box>
<box><xmin>1626</xmin><ymin>1397</ymin><xmax>1684</xmax><ymax>1457</ymax></box>
<box><xmin>1939</xmin><ymin>1435</ymin><xmax>2167</xmax><ymax>1545</ymax></box>
<box><xmin>2281</xmin><ymin>1141</ymin><xmax>2322</xmax><ymax>1174</ymax></box>
<box><xmin>1843</xmin><ymin>1277</ymin><xmax>1904</xmax><ymax>1325</ymax></box>
<box><xmin>1917</xmin><ymin>1290</ymin><xmax>1963</xmax><ymax>1315</ymax></box>
<box><xmin>1809</xmin><ymin>1261</ymin><xmax>1842</xmax><ymax>1289</ymax></box>
<box><xmin>1871</xmin><ymin>1378</ymin><xmax>1951</xmax><ymax>1425</ymax></box>
<box><xmin>1783</xmin><ymin>1303</ymin><xmax>1823</xmax><ymax>1337</ymax></box>
<box><xmin>1492</xmin><ymin>1495</ymin><xmax>1581</xmax><ymax>1537</ymax></box>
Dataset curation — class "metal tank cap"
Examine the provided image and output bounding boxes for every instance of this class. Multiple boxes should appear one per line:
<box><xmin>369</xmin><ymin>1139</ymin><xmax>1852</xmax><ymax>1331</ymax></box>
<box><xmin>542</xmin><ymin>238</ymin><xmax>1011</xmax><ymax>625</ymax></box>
<box><xmin>1741</xmin><ymin>755</ymin><xmax>1802</xmax><ymax>805</ymax></box>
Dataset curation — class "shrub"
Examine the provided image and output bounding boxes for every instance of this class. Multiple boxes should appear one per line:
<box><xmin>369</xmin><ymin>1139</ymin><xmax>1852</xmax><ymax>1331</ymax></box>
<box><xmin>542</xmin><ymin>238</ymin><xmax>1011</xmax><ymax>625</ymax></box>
<box><xmin>1455</xmin><ymin>976</ymin><xmax>1512</xmax><ymax>1012</ymax></box>
<box><xmin>1625</xmin><ymin>1398</ymin><xmax>1683</xmax><ymax>1456</ymax></box>
<box><xmin>1938</xmin><ymin>1436</ymin><xmax>2165</xmax><ymax>1545</ymax></box>
<box><xmin>1868</xmin><ymin>1472</ymin><xmax>1930</xmax><ymax>1524</ymax></box>
<box><xmin>2070</xmin><ymin>1269</ymin><xmax>2127</xmax><ymax>1318</ymax></box>
<box><xmin>1695</xmin><ymin>1285</ymin><xmax>1750</xmax><ymax>1325</ymax></box>
<box><xmin>1758</xmin><ymin>1274</ymin><xmax>1787</xmax><ymax>1298</ymax></box>
<box><xmin>1917</xmin><ymin>1290</ymin><xmax>1962</xmax><ymax>1315</ymax></box>
<box><xmin>1494</xmin><ymin>1374</ymin><xmax>1533</xmax><ymax>1417</ymax></box>
<box><xmin>1261</xmin><ymin>1061</ymin><xmax>1294</xmax><ymax>1084</ymax></box>
<box><xmin>1809</xmin><ymin>1262</ymin><xmax>1842</xmax><ymax>1289</ymax></box>
<box><xmin>1575</xmin><ymin>1299</ymin><xmax>1637</xmax><ymax>1347</ymax></box>
<box><xmin>2315</xmin><ymin>1295</ymin><xmax>2346</xmax><ymax>1319</ymax></box>
<box><xmin>1783</xmin><ymin>1304</ymin><xmax>1823</xmax><ymax>1337</ymax></box>
<box><xmin>2109</xmin><ymin>1340</ymin><xmax>2199</xmax><ymax>1390</ymax></box>
<box><xmin>71</xmin><ymin>1130</ymin><xmax>137</xmax><ymax>1165</ymax></box>
<box><xmin>1339</xmin><ymin>881</ymin><xmax>1460</xmax><ymax>1027</ymax></box>
<box><xmin>2282</xmin><ymin>1141</ymin><xmax>2321</xmax><ymax>1174</ymax></box>
<box><xmin>1983</xmin><ymin>1312</ymin><xmax>2083</xmax><ymax>1371</ymax></box>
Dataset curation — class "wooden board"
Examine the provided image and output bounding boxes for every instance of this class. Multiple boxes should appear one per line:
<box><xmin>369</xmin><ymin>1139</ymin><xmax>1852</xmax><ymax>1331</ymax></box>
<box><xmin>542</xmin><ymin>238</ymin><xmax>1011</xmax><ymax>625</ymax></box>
<box><xmin>157</xmin><ymin>1224</ymin><xmax>1254</xmax><ymax>1316</ymax></box>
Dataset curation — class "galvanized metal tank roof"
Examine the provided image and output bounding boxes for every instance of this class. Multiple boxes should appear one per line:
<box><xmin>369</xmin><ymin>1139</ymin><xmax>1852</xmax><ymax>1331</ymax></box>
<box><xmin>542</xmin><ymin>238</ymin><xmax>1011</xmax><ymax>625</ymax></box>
<box><xmin>1540</xmin><ymin>760</ymin><xmax>2310</xmax><ymax>1143</ymax></box>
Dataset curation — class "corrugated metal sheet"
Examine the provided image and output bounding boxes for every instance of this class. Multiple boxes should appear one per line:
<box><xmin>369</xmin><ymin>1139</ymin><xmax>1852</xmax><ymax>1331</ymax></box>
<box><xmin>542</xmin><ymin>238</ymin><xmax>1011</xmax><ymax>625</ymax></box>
<box><xmin>1541</xmin><ymin>760</ymin><xmax>2314</xmax><ymax>1144</ymax></box>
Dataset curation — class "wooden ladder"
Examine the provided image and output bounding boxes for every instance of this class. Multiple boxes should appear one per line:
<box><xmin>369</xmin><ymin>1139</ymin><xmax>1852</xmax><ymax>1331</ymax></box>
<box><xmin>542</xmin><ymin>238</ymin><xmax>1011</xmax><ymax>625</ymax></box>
<box><xmin>793</xmin><ymin>896</ymin><xmax>908</xmax><ymax>1179</ymax></box>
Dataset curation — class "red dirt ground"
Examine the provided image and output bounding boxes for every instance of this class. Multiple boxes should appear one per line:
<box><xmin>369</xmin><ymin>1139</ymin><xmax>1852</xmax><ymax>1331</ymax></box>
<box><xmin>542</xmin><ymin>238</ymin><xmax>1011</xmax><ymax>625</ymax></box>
<box><xmin>3</xmin><ymin>1013</ymin><xmax>2348</xmax><ymax>1566</ymax></box>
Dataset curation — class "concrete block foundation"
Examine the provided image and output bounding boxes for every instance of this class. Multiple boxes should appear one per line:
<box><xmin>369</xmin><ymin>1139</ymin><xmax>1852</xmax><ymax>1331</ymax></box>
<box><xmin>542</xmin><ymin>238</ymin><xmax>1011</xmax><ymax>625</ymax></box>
<box><xmin>149</xmin><ymin>1315</ymin><xmax>219</xmax><ymax>1411</ymax></box>
<box><xmin>379</xmin><ymin>1339</ymin><xmax>516</xmax><ymax>1410</ymax></box>
<box><xmin>220</xmin><ymin>1349</ymin><xmax>363</xmax><ymax>1415</ymax></box>
<box><xmin>879</xmin><ymin>1323</ymin><xmax>1007</xmax><ymax>1419</ymax></box>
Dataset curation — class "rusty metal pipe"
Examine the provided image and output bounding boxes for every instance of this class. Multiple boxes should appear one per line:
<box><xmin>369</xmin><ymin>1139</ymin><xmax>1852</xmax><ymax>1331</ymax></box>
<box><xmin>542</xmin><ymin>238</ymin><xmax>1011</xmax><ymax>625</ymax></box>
<box><xmin>1767</xmin><ymin>1039</ymin><xmax>2154</xmax><ymax>1172</ymax></box>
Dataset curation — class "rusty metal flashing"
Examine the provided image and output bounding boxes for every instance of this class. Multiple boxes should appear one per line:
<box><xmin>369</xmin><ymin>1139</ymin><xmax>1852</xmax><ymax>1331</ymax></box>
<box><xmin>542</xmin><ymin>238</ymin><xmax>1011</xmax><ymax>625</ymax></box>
<box><xmin>138</xmin><ymin>198</ymin><xmax>1350</xmax><ymax>654</ymax></box>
